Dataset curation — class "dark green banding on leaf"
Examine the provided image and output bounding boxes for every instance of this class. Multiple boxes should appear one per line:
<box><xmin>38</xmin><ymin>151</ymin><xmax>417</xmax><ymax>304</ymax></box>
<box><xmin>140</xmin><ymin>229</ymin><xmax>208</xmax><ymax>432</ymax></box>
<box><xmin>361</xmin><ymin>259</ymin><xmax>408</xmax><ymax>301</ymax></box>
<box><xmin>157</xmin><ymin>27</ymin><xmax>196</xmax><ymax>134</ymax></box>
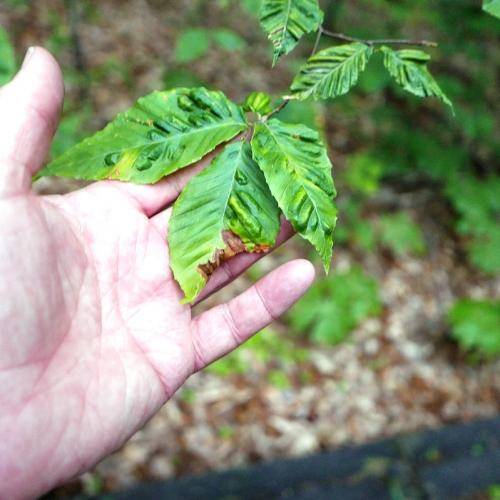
<box><xmin>169</xmin><ymin>140</ymin><xmax>281</xmax><ymax>302</ymax></box>
<box><xmin>381</xmin><ymin>47</ymin><xmax>452</xmax><ymax>108</ymax></box>
<box><xmin>251</xmin><ymin>119</ymin><xmax>336</xmax><ymax>271</ymax></box>
<box><xmin>260</xmin><ymin>0</ymin><xmax>324</xmax><ymax>66</ymax></box>
<box><xmin>291</xmin><ymin>43</ymin><xmax>373</xmax><ymax>100</ymax></box>
<box><xmin>38</xmin><ymin>88</ymin><xmax>248</xmax><ymax>184</ymax></box>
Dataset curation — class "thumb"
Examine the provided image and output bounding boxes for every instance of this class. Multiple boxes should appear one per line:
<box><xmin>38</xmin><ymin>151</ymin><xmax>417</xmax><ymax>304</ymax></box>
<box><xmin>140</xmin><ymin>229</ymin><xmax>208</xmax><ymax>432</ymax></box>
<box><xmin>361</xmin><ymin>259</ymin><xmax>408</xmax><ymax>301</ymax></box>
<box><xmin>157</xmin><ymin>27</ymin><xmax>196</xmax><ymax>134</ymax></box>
<box><xmin>0</xmin><ymin>47</ymin><xmax>64</xmax><ymax>195</ymax></box>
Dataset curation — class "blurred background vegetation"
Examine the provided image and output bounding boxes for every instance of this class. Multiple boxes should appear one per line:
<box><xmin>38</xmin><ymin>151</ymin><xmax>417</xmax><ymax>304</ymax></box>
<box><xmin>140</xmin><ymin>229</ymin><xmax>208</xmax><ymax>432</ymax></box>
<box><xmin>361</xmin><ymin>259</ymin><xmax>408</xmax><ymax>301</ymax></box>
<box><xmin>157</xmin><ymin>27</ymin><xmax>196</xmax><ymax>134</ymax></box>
<box><xmin>0</xmin><ymin>0</ymin><xmax>499</xmax><ymax>496</ymax></box>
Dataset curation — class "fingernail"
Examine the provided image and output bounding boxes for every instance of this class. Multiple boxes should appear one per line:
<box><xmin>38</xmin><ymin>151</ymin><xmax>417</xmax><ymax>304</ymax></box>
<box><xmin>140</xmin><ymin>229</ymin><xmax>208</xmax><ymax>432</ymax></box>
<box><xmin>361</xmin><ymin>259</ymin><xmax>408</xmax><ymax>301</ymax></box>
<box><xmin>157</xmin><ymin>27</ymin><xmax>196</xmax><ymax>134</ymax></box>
<box><xmin>21</xmin><ymin>47</ymin><xmax>36</xmax><ymax>69</ymax></box>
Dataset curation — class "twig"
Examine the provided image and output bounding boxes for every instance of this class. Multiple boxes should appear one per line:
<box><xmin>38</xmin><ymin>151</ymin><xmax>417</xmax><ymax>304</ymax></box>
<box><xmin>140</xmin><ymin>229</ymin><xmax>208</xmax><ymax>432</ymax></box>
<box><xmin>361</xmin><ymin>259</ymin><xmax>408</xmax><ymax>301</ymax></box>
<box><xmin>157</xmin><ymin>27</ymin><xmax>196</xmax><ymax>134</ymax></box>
<box><xmin>263</xmin><ymin>98</ymin><xmax>291</xmax><ymax>121</ymax></box>
<box><xmin>64</xmin><ymin>0</ymin><xmax>89</xmax><ymax>101</ymax></box>
<box><xmin>320</xmin><ymin>27</ymin><xmax>438</xmax><ymax>48</ymax></box>
<box><xmin>311</xmin><ymin>28</ymin><xmax>323</xmax><ymax>56</ymax></box>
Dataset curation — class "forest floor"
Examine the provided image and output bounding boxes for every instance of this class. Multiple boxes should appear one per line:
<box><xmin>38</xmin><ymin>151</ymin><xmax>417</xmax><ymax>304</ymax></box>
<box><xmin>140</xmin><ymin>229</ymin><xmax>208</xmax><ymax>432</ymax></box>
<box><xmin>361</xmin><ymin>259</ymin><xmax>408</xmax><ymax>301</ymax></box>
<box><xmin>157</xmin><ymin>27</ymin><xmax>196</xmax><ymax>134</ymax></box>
<box><xmin>1</xmin><ymin>1</ymin><xmax>499</xmax><ymax>496</ymax></box>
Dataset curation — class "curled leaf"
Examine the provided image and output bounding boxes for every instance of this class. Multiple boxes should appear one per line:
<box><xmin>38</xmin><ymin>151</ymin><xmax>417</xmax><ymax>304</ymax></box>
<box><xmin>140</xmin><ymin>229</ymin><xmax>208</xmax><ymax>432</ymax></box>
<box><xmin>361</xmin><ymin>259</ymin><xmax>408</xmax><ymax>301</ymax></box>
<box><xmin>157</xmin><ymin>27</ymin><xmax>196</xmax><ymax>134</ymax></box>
<box><xmin>251</xmin><ymin>119</ymin><xmax>337</xmax><ymax>271</ymax></box>
<box><xmin>381</xmin><ymin>46</ymin><xmax>452</xmax><ymax>109</ymax></box>
<box><xmin>169</xmin><ymin>140</ymin><xmax>281</xmax><ymax>302</ymax></box>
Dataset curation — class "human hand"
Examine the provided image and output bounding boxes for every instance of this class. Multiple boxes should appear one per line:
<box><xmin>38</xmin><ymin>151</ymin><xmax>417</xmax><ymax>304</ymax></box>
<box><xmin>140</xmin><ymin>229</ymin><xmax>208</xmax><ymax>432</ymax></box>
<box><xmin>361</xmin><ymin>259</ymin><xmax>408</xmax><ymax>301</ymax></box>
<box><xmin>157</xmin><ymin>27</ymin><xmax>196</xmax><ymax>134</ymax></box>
<box><xmin>0</xmin><ymin>48</ymin><xmax>315</xmax><ymax>499</ymax></box>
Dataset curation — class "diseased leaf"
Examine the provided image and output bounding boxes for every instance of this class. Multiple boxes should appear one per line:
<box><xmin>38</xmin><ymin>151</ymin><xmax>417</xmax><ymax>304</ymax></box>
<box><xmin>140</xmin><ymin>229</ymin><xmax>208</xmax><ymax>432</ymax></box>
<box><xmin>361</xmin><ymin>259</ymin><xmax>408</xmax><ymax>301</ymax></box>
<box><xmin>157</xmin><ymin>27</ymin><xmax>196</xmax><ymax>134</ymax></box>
<box><xmin>381</xmin><ymin>46</ymin><xmax>452</xmax><ymax>108</ymax></box>
<box><xmin>290</xmin><ymin>43</ymin><xmax>373</xmax><ymax>100</ymax></box>
<box><xmin>251</xmin><ymin>118</ymin><xmax>336</xmax><ymax>271</ymax></box>
<box><xmin>0</xmin><ymin>27</ymin><xmax>16</xmax><ymax>86</ymax></box>
<box><xmin>169</xmin><ymin>140</ymin><xmax>281</xmax><ymax>302</ymax></box>
<box><xmin>483</xmin><ymin>0</ymin><xmax>500</xmax><ymax>19</ymax></box>
<box><xmin>260</xmin><ymin>0</ymin><xmax>323</xmax><ymax>66</ymax></box>
<box><xmin>38</xmin><ymin>88</ymin><xmax>248</xmax><ymax>184</ymax></box>
<box><xmin>242</xmin><ymin>91</ymin><xmax>273</xmax><ymax>114</ymax></box>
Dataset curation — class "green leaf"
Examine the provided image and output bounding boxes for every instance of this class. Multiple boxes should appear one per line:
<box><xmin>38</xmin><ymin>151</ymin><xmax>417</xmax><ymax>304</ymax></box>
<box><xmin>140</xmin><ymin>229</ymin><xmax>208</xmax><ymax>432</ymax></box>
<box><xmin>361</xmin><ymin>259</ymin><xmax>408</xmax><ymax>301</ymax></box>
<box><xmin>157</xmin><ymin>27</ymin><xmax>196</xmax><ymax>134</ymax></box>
<box><xmin>174</xmin><ymin>28</ymin><xmax>210</xmax><ymax>63</ymax></box>
<box><xmin>0</xmin><ymin>27</ymin><xmax>16</xmax><ymax>86</ymax></box>
<box><xmin>344</xmin><ymin>152</ymin><xmax>383</xmax><ymax>195</ymax></box>
<box><xmin>448</xmin><ymin>300</ymin><xmax>500</xmax><ymax>357</ymax></box>
<box><xmin>289</xmin><ymin>267</ymin><xmax>382</xmax><ymax>345</ymax></box>
<box><xmin>169</xmin><ymin>140</ymin><xmax>281</xmax><ymax>302</ymax></box>
<box><xmin>468</xmin><ymin>227</ymin><xmax>500</xmax><ymax>275</ymax></box>
<box><xmin>212</xmin><ymin>29</ymin><xmax>247</xmax><ymax>51</ymax></box>
<box><xmin>251</xmin><ymin>118</ymin><xmax>336</xmax><ymax>271</ymax></box>
<box><xmin>290</xmin><ymin>43</ymin><xmax>373</xmax><ymax>100</ymax></box>
<box><xmin>445</xmin><ymin>174</ymin><xmax>500</xmax><ymax>275</ymax></box>
<box><xmin>241</xmin><ymin>0</ymin><xmax>262</xmax><ymax>17</ymax></box>
<box><xmin>260</xmin><ymin>0</ymin><xmax>324</xmax><ymax>66</ymax></box>
<box><xmin>378</xmin><ymin>212</ymin><xmax>426</xmax><ymax>257</ymax></box>
<box><xmin>242</xmin><ymin>91</ymin><xmax>273</xmax><ymax>114</ymax></box>
<box><xmin>381</xmin><ymin>46</ymin><xmax>452</xmax><ymax>108</ymax></box>
<box><xmin>39</xmin><ymin>88</ymin><xmax>248</xmax><ymax>184</ymax></box>
<box><xmin>483</xmin><ymin>0</ymin><xmax>500</xmax><ymax>19</ymax></box>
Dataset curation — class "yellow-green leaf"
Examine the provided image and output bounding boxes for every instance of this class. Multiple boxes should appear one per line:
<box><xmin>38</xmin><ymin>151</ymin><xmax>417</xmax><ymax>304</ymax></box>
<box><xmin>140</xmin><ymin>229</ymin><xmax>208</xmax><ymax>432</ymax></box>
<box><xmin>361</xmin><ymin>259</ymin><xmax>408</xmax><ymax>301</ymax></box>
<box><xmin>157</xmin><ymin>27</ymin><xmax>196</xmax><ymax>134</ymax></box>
<box><xmin>169</xmin><ymin>140</ymin><xmax>281</xmax><ymax>302</ymax></box>
<box><xmin>251</xmin><ymin>119</ymin><xmax>336</xmax><ymax>271</ymax></box>
<box><xmin>242</xmin><ymin>91</ymin><xmax>273</xmax><ymax>114</ymax></box>
<box><xmin>38</xmin><ymin>88</ymin><xmax>248</xmax><ymax>184</ymax></box>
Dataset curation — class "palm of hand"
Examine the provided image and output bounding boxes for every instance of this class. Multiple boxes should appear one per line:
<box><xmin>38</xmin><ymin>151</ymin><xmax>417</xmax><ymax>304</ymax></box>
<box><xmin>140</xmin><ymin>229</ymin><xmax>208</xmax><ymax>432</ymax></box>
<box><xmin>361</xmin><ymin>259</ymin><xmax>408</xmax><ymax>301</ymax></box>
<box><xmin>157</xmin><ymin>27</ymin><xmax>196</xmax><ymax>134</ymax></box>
<box><xmin>0</xmin><ymin>48</ymin><xmax>314</xmax><ymax>498</ymax></box>
<box><xmin>1</xmin><ymin>186</ymin><xmax>194</xmax><ymax>494</ymax></box>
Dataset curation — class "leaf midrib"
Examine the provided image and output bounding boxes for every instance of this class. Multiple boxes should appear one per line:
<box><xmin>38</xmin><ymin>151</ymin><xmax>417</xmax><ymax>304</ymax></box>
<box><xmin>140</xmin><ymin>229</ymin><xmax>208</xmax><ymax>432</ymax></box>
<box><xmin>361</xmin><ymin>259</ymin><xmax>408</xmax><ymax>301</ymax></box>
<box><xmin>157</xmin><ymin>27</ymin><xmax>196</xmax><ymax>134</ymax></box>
<box><xmin>259</xmin><ymin>122</ymin><xmax>324</xmax><ymax>231</ymax></box>
<box><xmin>279</xmin><ymin>0</ymin><xmax>293</xmax><ymax>52</ymax></box>
<box><xmin>83</xmin><ymin>118</ymin><xmax>246</xmax><ymax>162</ymax></box>
<box><xmin>299</xmin><ymin>44</ymin><xmax>368</xmax><ymax>97</ymax></box>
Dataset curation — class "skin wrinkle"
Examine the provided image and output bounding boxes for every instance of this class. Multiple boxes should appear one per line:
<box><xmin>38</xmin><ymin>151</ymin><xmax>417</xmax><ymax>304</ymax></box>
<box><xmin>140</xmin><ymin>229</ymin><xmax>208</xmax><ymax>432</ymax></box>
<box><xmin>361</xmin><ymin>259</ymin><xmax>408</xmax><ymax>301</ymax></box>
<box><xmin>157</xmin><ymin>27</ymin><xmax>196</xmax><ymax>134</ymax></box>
<box><xmin>0</xmin><ymin>200</ymin><xmax>63</xmax><ymax>366</ymax></box>
<box><xmin>15</xmin><ymin>327</ymin><xmax>91</xmax><ymax>414</ymax></box>
<box><xmin>107</xmin><ymin>183</ymin><xmax>144</xmax><ymax>213</ymax></box>
<box><xmin>112</xmin><ymin>236</ymin><xmax>173</xmax><ymax>399</ymax></box>
<box><xmin>254</xmin><ymin>280</ymin><xmax>279</xmax><ymax>322</ymax></box>
<box><xmin>35</xmin><ymin>199</ymin><xmax>67</xmax><ymax>342</ymax></box>
<box><xmin>191</xmin><ymin>320</ymin><xmax>208</xmax><ymax>373</ymax></box>
<box><xmin>223</xmin><ymin>301</ymin><xmax>245</xmax><ymax>346</ymax></box>
<box><xmin>13</xmin><ymin>392</ymin><xmax>66</xmax><ymax>489</ymax></box>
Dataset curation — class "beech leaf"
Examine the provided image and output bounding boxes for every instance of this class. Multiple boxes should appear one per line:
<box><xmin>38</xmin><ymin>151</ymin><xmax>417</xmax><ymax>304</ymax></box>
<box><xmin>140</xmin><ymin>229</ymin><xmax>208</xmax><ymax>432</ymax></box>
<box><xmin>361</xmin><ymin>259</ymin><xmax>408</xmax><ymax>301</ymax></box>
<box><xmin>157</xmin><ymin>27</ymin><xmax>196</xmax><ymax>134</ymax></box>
<box><xmin>169</xmin><ymin>140</ymin><xmax>281</xmax><ymax>302</ymax></box>
<box><xmin>38</xmin><ymin>88</ymin><xmax>248</xmax><ymax>184</ymax></box>
<box><xmin>381</xmin><ymin>47</ymin><xmax>452</xmax><ymax>109</ymax></box>
<box><xmin>251</xmin><ymin>119</ymin><xmax>337</xmax><ymax>271</ymax></box>
<box><xmin>260</xmin><ymin>0</ymin><xmax>324</xmax><ymax>65</ymax></box>
<box><xmin>290</xmin><ymin>43</ymin><xmax>373</xmax><ymax>100</ymax></box>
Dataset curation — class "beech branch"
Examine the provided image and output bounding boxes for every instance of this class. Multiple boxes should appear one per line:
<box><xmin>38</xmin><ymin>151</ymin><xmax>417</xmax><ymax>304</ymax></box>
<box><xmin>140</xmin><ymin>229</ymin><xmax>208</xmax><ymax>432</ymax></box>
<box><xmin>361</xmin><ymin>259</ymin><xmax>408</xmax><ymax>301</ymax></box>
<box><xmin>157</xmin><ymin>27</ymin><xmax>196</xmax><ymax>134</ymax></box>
<box><xmin>320</xmin><ymin>27</ymin><xmax>438</xmax><ymax>48</ymax></box>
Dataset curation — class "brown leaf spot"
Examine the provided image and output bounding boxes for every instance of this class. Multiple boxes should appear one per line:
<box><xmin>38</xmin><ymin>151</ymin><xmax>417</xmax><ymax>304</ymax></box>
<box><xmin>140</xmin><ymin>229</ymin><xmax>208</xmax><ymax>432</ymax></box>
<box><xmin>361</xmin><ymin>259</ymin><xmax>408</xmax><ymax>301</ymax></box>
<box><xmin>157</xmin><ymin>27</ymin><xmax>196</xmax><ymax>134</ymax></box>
<box><xmin>198</xmin><ymin>231</ymin><xmax>271</xmax><ymax>281</ymax></box>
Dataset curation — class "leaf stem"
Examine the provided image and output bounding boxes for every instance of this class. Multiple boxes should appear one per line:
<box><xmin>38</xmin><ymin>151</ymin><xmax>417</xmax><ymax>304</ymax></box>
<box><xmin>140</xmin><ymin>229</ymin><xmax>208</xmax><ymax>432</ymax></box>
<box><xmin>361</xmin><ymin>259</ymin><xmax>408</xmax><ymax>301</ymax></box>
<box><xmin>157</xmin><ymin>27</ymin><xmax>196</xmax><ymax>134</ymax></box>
<box><xmin>320</xmin><ymin>27</ymin><xmax>438</xmax><ymax>48</ymax></box>
<box><xmin>311</xmin><ymin>28</ymin><xmax>323</xmax><ymax>56</ymax></box>
<box><xmin>263</xmin><ymin>98</ymin><xmax>290</xmax><ymax>121</ymax></box>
